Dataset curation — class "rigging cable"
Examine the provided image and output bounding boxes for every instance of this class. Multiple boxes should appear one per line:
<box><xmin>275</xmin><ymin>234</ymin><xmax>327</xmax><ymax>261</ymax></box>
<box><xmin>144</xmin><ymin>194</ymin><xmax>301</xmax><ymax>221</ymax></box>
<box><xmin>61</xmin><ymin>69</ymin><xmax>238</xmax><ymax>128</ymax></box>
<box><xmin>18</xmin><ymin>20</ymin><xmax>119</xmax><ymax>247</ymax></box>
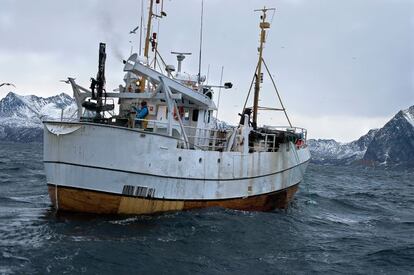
<box><xmin>262</xmin><ymin>57</ymin><xmax>292</xmax><ymax>127</ymax></box>
<box><xmin>206</xmin><ymin>64</ymin><xmax>210</xmax><ymax>84</ymax></box>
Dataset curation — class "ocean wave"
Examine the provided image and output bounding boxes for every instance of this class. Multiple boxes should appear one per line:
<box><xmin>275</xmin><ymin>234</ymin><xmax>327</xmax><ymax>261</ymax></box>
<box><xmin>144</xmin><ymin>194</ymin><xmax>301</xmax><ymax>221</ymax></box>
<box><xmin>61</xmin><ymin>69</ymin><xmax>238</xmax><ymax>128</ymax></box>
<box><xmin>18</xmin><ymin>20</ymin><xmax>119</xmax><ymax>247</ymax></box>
<box><xmin>1</xmin><ymin>143</ymin><xmax>414</xmax><ymax>274</ymax></box>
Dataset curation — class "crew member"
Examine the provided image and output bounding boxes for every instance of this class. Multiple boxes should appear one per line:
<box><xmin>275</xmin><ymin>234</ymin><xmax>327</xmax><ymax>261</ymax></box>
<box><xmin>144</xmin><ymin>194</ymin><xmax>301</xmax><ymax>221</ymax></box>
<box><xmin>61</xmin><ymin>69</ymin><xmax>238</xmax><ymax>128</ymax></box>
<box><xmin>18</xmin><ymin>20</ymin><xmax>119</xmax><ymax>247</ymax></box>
<box><xmin>133</xmin><ymin>101</ymin><xmax>149</xmax><ymax>128</ymax></box>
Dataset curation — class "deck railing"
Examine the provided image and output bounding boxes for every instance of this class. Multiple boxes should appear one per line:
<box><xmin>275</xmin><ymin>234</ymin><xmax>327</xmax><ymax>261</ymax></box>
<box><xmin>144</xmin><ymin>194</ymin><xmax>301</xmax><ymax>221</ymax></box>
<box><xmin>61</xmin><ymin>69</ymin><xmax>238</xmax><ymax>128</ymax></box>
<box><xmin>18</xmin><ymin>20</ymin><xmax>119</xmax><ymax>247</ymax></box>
<box><xmin>44</xmin><ymin>115</ymin><xmax>307</xmax><ymax>153</ymax></box>
<box><xmin>248</xmin><ymin>126</ymin><xmax>308</xmax><ymax>152</ymax></box>
<box><xmin>262</xmin><ymin>125</ymin><xmax>308</xmax><ymax>141</ymax></box>
<box><xmin>183</xmin><ymin>125</ymin><xmax>233</xmax><ymax>151</ymax></box>
<box><xmin>135</xmin><ymin>118</ymin><xmax>234</xmax><ymax>151</ymax></box>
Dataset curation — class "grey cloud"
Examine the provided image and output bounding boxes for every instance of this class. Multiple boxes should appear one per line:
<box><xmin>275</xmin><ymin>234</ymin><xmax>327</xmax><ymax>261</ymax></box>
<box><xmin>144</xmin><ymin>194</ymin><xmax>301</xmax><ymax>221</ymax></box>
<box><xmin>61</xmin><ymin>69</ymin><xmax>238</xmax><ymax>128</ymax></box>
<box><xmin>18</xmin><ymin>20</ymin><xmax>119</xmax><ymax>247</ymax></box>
<box><xmin>0</xmin><ymin>0</ymin><xmax>413</xmax><ymax>139</ymax></box>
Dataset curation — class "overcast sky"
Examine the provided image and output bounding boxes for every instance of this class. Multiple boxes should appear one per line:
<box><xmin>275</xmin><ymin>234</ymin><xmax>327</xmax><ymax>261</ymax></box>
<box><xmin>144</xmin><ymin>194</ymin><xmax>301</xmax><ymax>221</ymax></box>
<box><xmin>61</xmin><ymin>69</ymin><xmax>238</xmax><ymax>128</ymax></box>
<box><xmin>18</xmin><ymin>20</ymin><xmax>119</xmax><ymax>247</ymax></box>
<box><xmin>0</xmin><ymin>0</ymin><xmax>413</xmax><ymax>141</ymax></box>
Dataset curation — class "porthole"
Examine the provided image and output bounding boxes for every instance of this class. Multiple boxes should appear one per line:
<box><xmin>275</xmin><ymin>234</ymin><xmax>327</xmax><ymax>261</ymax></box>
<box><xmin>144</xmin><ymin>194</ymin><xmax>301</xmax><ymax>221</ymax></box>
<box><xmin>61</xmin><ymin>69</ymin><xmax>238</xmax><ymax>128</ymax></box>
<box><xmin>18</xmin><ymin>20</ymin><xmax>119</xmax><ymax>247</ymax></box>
<box><xmin>178</xmin><ymin>156</ymin><xmax>182</xmax><ymax>162</ymax></box>
<box><xmin>199</xmin><ymin>158</ymin><xmax>202</xmax><ymax>163</ymax></box>
<box><xmin>217</xmin><ymin>158</ymin><xmax>221</xmax><ymax>163</ymax></box>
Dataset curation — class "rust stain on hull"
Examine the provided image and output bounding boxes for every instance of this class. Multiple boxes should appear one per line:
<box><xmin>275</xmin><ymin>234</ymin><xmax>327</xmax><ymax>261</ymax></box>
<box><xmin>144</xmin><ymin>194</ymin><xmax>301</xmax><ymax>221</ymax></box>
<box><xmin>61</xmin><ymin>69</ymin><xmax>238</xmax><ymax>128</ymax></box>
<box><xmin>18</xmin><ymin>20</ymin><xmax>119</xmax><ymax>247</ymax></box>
<box><xmin>48</xmin><ymin>184</ymin><xmax>299</xmax><ymax>215</ymax></box>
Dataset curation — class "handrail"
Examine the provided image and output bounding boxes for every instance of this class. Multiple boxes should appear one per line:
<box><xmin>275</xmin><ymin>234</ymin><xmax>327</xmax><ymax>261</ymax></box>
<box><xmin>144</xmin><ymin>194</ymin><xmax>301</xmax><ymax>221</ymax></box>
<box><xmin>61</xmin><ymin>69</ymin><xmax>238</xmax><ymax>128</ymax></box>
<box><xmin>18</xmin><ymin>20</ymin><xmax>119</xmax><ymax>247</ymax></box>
<box><xmin>133</xmin><ymin>118</ymin><xmax>233</xmax><ymax>151</ymax></box>
<box><xmin>42</xmin><ymin>116</ymin><xmax>79</xmax><ymax>122</ymax></box>
<box><xmin>259</xmin><ymin>125</ymin><xmax>308</xmax><ymax>142</ymax></box>
<box><xmin>262</xmin><ymin>125</ymin><xmax>307</xmax><ymax>132</ymax></box>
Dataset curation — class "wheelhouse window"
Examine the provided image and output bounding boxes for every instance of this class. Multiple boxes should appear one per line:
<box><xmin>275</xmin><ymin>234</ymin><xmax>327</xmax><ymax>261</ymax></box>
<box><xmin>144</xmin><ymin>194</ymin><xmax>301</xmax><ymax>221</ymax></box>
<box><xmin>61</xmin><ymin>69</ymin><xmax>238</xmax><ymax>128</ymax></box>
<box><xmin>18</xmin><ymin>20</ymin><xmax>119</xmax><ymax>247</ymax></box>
<box><xmin>192</xmin><ymin>109</ymin><xmax>199</xmax><ymax>121</ymax></box>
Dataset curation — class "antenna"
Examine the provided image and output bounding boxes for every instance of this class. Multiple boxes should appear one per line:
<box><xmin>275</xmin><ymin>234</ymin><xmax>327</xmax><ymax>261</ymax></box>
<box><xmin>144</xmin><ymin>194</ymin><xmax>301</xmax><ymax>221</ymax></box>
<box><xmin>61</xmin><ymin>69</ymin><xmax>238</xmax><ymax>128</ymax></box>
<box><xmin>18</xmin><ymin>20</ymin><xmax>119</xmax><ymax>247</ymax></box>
<box><xmin>253</xmin><ymin>6</ymin><xmax>276</xmax><ymax>12</ymax></box>
<box><xmin>171</xmin><ymin>52</ymin><xmax>192</xmax><ymax>73</ymax></box>
<box><xmin>197</xmin><ymin>0</ymin><xmax>204</xmax><ymax>84</ymax></box>
<box><xmin>206</xmin><ymin>64</ymin><xmax>210</xmax><ymax>84</ymax></box>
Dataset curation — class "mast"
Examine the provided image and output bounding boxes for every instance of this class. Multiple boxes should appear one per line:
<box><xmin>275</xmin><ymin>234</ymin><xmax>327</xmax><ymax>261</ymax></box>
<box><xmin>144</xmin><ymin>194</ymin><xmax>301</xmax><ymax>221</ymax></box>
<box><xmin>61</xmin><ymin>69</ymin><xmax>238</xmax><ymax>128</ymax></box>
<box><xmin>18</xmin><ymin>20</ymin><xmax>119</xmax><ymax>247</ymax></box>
<box><xmin>140</xmin><ymin>0</ymin><xmax>154</xmax><ymax>92</ymax></box>
<box><xmin>143</xmin><ymin>0</ymin><xmax>153</xmax><ymax>61</ymax></box>
<box><xmin>140</xmin><ymin>0</ymin><xmax>166</xmax><ymax>91</ymax></box>
<box><xmin>252</xmin><ymin>7</ymin><xmax>273</xmax><ymax>129</ymax></box>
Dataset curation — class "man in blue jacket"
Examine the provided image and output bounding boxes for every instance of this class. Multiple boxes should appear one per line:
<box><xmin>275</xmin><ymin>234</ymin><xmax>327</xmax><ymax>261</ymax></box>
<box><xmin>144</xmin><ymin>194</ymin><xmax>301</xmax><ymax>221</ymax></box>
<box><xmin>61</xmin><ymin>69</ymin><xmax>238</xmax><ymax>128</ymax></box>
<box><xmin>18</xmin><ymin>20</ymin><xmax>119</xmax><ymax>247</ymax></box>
<box><xmin>133</xmin><ymin>101</ymin><xmax>149</xmax><ymax>128</ymax></box>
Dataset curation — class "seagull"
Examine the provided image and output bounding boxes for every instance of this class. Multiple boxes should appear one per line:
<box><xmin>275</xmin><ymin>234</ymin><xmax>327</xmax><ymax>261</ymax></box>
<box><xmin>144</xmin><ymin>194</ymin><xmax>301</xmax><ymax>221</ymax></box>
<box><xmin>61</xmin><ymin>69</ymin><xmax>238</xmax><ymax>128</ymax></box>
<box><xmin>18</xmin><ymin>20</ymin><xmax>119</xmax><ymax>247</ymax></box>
<box><xmin>129</xmin><ymin>26</ymin><xmax>139</xmax><ymax>34</ymax></box>
<box><xmin>0</xmin><ymin>82</ymin><xmax>15</xmax><ymax>88</ymax></box>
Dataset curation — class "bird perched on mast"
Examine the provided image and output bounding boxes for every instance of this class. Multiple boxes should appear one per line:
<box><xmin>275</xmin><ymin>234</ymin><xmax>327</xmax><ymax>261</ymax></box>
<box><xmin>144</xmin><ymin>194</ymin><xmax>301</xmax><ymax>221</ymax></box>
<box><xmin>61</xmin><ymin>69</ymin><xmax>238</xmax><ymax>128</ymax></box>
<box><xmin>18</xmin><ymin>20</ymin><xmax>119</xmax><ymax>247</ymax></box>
<box><xmin>0</xmin><ymin>82</ymin><xmax>16</xmax><ymax>88</ymax></box>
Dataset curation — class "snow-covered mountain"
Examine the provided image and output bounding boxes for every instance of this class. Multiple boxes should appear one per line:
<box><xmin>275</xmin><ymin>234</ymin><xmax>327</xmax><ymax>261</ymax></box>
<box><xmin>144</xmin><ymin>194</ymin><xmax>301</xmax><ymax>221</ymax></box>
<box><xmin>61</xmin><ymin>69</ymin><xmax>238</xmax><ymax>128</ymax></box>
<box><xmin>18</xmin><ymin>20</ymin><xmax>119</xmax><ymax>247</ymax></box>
<box><xmin>309</xmin><ymin>105</ymin><xmax>414</xmax><ymax>167</ymax></box>
<box><xmin>308</xmin><ymin>129</ymin><xmax>378</xmax><ymax>165</ymax></box>
<box><xmin>363</xmin><ymin>106</ymin><xmax>414</xmax><ymax>166</ymax></box>
<box><xmin>0</xmin><ymin>92</ymin><xmax>76</xmax><ymax>142</ymax></box>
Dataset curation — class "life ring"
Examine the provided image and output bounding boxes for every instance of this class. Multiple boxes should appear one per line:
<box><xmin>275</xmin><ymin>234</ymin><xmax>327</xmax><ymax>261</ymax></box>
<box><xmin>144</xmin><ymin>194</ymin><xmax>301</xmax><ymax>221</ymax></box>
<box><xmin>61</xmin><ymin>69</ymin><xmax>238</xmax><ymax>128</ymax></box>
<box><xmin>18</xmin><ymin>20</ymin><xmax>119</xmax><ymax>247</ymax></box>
<box><xmin>173</xmin><ymin>106</ymin><xmax>185</xmax><ymax>120</ymax></box>
<box><xmin>295</xmin><ymin>139</ymin><xmax>304</xmax><ymax>148</ymax></box>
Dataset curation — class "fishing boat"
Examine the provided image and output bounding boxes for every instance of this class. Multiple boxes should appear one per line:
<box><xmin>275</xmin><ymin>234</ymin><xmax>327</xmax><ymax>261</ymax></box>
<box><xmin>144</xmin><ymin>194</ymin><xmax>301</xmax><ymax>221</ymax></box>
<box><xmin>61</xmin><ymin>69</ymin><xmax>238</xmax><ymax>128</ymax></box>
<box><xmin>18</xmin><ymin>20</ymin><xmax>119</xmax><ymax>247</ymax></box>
<box><xmin>43</xmin><ymin>2</ymin><xmax>311</xmax><ymax>215</ymax></box>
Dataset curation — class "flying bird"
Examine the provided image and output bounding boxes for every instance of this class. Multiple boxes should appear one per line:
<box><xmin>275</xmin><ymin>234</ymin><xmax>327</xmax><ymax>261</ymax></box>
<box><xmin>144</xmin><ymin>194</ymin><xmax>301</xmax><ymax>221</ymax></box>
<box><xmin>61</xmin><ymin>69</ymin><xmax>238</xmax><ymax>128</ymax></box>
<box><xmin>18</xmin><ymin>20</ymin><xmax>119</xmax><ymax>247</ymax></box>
<box><xmin>0</xmin><ymin>82</ymin><xmax>15</xmax><ymax>88</ymax></box>
<box><xmin>129</xmin><ymin>26</ymin><xmax>139</xmax><ymax>34</ymax></box>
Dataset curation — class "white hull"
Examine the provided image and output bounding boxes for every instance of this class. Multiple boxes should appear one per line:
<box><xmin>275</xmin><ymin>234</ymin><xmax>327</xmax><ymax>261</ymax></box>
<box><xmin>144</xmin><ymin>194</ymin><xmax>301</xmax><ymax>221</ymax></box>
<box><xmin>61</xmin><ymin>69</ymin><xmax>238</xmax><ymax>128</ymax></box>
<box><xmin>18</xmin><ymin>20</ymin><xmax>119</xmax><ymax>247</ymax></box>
<box><xmin>44</xmin><ymin>122</ymin><xmax>310</xmax><ymax>204</ymax></box>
